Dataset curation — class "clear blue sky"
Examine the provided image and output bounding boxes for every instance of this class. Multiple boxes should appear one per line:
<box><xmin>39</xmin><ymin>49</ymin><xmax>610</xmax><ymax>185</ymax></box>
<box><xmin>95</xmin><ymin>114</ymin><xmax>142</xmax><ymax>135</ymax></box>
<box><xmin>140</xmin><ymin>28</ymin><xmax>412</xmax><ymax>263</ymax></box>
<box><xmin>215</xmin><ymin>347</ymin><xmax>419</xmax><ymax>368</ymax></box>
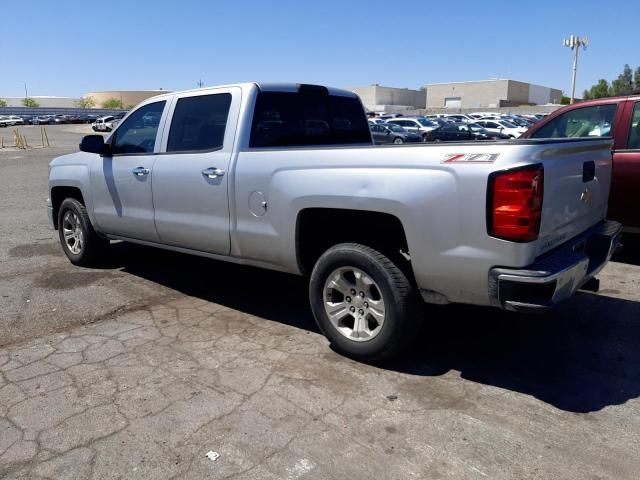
<box><xmin>2</xmin><ymin>0</ymin><xmax>638</xmax><ymax>98</ymax></box>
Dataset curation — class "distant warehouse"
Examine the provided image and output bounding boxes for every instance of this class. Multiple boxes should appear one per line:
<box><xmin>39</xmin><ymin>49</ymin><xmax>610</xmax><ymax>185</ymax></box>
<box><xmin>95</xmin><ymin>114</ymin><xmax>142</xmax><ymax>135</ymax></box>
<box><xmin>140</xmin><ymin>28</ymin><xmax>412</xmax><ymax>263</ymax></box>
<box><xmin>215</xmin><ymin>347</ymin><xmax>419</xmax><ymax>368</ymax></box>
<box><xmin>425</xmin><ymin>79</ymin><xmax>562</xmax><ymax>109</ymax></box>
<box><xmin>351</xmin><ymin>84</ymin><xmax>426</xmax><ymax>114</ymax></box>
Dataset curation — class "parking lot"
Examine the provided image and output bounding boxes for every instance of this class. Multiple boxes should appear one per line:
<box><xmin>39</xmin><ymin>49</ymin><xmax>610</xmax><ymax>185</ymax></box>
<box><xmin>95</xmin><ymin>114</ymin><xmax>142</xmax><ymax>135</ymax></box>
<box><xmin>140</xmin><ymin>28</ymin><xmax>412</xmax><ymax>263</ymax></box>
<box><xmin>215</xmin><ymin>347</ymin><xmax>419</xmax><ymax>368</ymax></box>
<box><xmin>1</xmin><ymin>125</ymin><xmax>640</xmax><ymax>479</ymax></box>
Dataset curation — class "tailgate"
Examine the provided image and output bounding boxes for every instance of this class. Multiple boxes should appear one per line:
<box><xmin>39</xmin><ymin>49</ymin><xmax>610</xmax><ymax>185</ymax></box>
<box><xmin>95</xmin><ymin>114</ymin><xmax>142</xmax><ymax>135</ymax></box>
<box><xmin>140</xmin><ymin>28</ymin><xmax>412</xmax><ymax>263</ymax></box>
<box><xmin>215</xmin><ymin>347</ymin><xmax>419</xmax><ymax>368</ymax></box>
<box><xmin>536</xmin><ymin>138</ymin><xmax>613</xmax><ymax>256</ymax></box>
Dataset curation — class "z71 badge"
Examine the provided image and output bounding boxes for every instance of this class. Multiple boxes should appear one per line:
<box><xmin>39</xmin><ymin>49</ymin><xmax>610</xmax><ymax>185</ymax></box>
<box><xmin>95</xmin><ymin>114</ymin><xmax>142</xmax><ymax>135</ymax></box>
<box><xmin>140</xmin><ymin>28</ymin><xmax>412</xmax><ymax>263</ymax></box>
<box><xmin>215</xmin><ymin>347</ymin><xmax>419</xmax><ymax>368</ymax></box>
<box><xmin>442</xmin><ymin>153</ymin><xmax>500</xmax><ymax>164</ymax></box>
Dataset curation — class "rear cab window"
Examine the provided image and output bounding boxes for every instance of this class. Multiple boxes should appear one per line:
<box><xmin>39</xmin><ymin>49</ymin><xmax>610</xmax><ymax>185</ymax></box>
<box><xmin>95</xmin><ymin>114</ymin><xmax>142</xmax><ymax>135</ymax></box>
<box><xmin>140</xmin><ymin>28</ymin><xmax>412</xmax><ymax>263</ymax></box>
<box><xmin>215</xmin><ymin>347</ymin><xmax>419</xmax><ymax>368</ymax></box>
<box><xmin>530</xmin><ymin>104</ymin><xmax>617</xmax><ymax>139</ymax></box>
<box><xmin>249</xmin><ymin>89</ymin><xmax>371</xmax><ymax>148</ymax></box>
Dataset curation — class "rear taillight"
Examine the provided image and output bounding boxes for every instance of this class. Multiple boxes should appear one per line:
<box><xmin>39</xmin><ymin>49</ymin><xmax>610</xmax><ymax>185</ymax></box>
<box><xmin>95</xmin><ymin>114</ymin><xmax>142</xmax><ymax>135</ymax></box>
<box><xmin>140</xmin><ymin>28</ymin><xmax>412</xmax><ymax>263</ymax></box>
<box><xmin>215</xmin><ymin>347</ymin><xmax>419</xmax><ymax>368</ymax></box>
<box><xmin>488</xmin><ymin>164</ymin><xmax>543</xmax><ymax>242</ymax></box>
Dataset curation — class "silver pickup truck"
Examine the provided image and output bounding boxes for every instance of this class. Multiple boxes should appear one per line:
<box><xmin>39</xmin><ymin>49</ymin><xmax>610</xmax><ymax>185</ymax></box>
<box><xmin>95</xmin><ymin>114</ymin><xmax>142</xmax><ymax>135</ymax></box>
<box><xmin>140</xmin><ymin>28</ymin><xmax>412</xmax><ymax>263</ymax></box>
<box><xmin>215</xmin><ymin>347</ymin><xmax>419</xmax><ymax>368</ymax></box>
<box><xmin>47</xmin><ymin>82</ymin><xmax>622</xmax><ymax>360</ymax></box>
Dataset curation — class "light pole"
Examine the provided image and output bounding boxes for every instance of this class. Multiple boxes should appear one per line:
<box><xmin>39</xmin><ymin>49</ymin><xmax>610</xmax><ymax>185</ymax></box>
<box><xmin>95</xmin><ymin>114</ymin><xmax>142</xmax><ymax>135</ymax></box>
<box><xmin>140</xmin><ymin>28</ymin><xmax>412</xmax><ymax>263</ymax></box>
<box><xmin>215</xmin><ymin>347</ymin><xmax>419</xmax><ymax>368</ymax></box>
<box><xmin>563</xmin><ymin>35</ymin><xmax>589</xmax><ymax>104</ymax></box>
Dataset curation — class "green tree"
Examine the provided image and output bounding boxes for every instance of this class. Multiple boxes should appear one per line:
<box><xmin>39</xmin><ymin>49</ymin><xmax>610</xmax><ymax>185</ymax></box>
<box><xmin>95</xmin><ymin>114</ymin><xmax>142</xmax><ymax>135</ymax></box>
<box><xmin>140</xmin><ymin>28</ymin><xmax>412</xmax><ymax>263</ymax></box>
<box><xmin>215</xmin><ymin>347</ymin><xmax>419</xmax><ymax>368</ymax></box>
<box><xmin>76</xmin><ymin>96</ymin><xmax>95</xmax><ymax>109</ymax></box>
<box><xmin>561</xmin><ymin>95</ymin><xmax>571</xmax><ymax>105</ymax></box>
<box><xmin>588</xmin><ymin>79</ymin><xmax>611</xmax><ymax>99</ymax></box>
<box><xmin>634</xmin><ymin>66</ymin><xmax>640</xmax><ymax>91</ymax></box>
<box><xmin>101</xmin><ymin>98</ymin><xmax>124</xmax><ymax>109</ymax></box>
<box><xmin>125</xmin><ymin>104</ymin><xmax>135</xmax><ymax>110</ymax></box>
<box><xmin>22</xmin><ymin>97</ymin><xmax>39</xmax><ymax>107</ymax></box>
<box><xmin>610</xmin><ymin>64</ymin><xmax>633</xmax><ymax>96</ymax></box>
<box><xmin>582</xmin><ymin>89</ymin><xmax>591</xmax><ymax>100</ymax></box>
<box><xmin>0</xmin><ymin>98</ymin><xmax>7</xmax><ymax>108</ymax></box>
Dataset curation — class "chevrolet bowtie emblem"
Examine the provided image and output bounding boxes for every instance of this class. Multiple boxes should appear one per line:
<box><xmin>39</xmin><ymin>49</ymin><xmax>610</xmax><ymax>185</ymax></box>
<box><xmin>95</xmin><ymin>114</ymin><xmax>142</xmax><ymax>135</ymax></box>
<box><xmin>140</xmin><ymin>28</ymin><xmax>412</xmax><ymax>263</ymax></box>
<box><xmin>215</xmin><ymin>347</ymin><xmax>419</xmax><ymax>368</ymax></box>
<box><xmin>580</xmin><ymin>188</ymin><xmax>593</xmax><ymax>204</ymax></box>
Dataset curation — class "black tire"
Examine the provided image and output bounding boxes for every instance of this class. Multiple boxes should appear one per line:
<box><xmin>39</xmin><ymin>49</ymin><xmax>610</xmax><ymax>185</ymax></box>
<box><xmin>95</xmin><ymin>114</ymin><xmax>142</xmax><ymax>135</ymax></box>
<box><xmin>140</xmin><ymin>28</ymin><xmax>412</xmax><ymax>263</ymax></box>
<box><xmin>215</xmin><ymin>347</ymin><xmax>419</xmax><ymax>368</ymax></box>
<box><xmin>393</xmin><ymin>137</ymin><xmax>404</xmax><ymax>145</ymax></box>
<box><xmin>57</xmin><ymin>198</ymin><xmax>109</xmax><ymax>267</ymax></box>
<box><xmin>309</xmin><ymin>243</ymin><xmax>418</xmax><ymax>361</ymax></box>
<box><xmin>92</xmin><ymin>126</ymin><xmax>98</xmax><ymax>131</ymax></box>
<box><xmin>422</xmin><ymin>134</ymin><xmax>429</xmax><ymax>142</ymax></box>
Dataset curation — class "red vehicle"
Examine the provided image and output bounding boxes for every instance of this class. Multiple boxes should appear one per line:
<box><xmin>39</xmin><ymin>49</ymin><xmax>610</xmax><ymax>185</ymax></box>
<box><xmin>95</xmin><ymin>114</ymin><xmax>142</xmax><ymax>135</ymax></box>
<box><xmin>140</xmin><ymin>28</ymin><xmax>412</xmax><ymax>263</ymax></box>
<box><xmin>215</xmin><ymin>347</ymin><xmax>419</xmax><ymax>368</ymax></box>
<box><xmin>523</xmin><ymin>94</ymin><xmax>640</xmax><ymax>232</ymax></box>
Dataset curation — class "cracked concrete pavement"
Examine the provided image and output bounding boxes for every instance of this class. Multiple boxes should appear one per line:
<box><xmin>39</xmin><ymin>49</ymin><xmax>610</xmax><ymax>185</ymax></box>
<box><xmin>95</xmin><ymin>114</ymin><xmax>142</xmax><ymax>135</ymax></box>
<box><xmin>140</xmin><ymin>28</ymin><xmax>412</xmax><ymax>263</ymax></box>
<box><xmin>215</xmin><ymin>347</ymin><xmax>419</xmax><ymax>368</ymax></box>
<box><xmin>2</xmin><ymin>294</ymin><xmax>640</xmax><ymax>479</ymax></box>
<box><xmin>1</xmin><ymin>126</ymin><xmax>640</xmax><ymax>478</ymax></box>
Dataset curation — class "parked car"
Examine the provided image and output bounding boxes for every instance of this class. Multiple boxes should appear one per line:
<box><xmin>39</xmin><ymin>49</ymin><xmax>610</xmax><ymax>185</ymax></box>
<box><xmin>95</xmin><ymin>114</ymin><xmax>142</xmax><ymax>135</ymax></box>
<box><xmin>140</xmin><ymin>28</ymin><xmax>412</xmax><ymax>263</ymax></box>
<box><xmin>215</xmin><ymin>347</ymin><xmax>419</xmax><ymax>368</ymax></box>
<box><xmin>18</xmin><ymin>115</ymin><xmax>34</xmax><ymax>125</ymax></box>
<box><xmin>48</xmin><ymin>82</ymin><xmax>621</xmax><ymax>361</ymax></box>
<box><xmin>427</xmin><ymin>122</ymin><xmax>509</xmax><ymax>142</ymax></box>
<box><xmin>368</xmin><ymin>118</ymin><xmax>386</xmax><ymax>125</ymax></box>
<box><xmin>0</xmin><ymin>115</ymin><xmax>25</xmax><ymax>126</ymax></box>
<box><xmin>81</xmin><ymin>114</ymin><xmax>99</xmax><ymax>124</ymax></box>
<box><xmin>475</xmin><ymin>119</ymin><xmax>527</xmax><ymax>138</ymax></box>
<box><xmin>105</xmin><ymin>118</ymin><xmax>120</xmax><ymax>131</ymax></box>
<box><xmin>467</xmin><ymin>122</ymin><xmax>510</xmax><ymax>139</ymax></box>
<box><xmin>502</xmin><ymin>116</ymin><xmax>534</xmax><ymax>128</ymax></box>
<box><xmin>424</xmin><ymin>114</ymin><xmax>450</xmax><ymax>121</ymax></box>
<box><xmin>385</xmin><ymin>117</ymin><xmax>438</xmax><ymax>141</ymax></box>
<box><xmin>370</xmin><ymin>123</ymin><xmax>421</xmax><ymax>144</ymax></box>
<box><xmin>442</xmin><ymin>114</ymin><xmax>475</xmax><ymax>123</ymax></box>
<box><xmin>522</xmin><ymin>94</ymin><xmax>640</xmax><ymax>231</ymax></box>
<box><xmin>33</xmin><ymin>115</ymin><xmax>54</xmax><ymax>125</ymax></box>
<box><xmin>50</xmin><ymin>115</ymin><xmax>68</xmax><ymax>125</ymax></box>
<box><xmin>92</xmin><ymin>116</ymin><xmax>116</xmax><ymax>132</ymax></box>
<box><xmin>470</xmin><ymin>112</ymin><xmax>501</xmax><ymax>118</ymax></box>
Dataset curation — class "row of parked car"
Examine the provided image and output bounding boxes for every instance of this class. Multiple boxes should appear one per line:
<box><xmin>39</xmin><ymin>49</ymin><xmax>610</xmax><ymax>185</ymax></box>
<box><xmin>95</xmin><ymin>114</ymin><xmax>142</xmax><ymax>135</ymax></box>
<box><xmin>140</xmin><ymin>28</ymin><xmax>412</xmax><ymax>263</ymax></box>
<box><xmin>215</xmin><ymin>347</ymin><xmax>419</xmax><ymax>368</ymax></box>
<box><xmin>0</xmin><ymin>112</ymin><xmax>129</xmax><ymax>128</ymax></box>
<box><xmin>367</xmin><ymin>112</ymin><xmax>548</xmax><ymax>144</ymax></box>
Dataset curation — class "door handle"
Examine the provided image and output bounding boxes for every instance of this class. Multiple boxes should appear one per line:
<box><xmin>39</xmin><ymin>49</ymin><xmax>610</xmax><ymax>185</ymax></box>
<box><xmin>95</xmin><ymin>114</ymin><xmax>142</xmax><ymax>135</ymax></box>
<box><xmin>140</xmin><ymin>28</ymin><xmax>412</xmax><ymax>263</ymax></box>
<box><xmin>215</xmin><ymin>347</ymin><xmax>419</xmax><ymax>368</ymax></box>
<box><xmin>132</xmin><ymin>166</ymin><xmax>150</xmax><ymax>176</ymax></box>
<box><xmin>202</xmin><ymin>167</ymin><xmax>225</xmax><ymax>179</ymax></box>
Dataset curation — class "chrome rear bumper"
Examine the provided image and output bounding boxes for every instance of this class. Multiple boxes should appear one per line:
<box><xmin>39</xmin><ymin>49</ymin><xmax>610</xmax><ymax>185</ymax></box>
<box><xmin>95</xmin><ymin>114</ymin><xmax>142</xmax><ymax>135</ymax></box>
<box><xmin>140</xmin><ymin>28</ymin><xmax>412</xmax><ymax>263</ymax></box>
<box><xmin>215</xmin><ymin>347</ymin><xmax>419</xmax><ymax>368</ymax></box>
<box><xmin>489</xmin><ymin>220</ymin><xmax>623</xmax><ymax>312</ymax></box>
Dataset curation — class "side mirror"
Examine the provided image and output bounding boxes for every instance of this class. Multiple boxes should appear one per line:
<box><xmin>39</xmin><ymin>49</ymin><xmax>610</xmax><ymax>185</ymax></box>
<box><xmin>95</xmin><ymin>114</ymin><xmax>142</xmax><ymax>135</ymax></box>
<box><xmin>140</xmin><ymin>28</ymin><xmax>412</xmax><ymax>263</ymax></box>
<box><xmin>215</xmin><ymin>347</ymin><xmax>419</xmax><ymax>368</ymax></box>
<box><xmin>79</xmin><ymin>135</ymin><xmax>107</xmax><ymax>154</ymax></box>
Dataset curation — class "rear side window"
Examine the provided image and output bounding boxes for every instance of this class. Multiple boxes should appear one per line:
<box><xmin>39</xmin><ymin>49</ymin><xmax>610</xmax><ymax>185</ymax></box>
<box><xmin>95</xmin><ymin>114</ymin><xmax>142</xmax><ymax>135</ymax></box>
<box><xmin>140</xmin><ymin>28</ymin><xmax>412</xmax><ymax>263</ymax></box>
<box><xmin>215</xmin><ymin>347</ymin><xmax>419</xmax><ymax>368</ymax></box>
<box><xmin>167</xmin><ymin>93</ymin><xmax>232</xmax><ymax>152</ymax></box>
<box><xmin>250</xmin><ymin>92</ymin><xmax>370</xmax><ymax>147</ymax></box>
<box><xmin>531</xmin><ymin>104</ymin><xmax>617</xmax><ymax>139</ymax></box>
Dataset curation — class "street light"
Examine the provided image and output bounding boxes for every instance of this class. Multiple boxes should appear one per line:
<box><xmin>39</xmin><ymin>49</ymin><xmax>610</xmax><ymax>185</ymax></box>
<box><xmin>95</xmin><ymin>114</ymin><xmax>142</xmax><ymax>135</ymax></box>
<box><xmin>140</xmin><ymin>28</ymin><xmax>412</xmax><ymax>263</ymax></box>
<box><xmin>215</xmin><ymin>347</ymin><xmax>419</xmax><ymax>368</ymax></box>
<box><xmin>563</xmin><ymin>35</ymin><xmax>589</xmax><ymax>104</ymax></box>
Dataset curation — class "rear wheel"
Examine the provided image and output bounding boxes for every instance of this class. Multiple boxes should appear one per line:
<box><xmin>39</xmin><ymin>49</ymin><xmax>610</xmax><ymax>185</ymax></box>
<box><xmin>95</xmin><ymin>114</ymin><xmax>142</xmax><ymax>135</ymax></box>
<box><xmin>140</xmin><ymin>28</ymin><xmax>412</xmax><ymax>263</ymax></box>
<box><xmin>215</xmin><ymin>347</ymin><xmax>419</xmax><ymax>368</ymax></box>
<box><xmin>393</xmin><ymin>137</ymin><xmax>404</xmax><ymax>145</ymax></box>
<box><xmin>58</xmin><ymin>198</ymin><xmax>109</xmax><ymax>267</ymax></box>
<box><xmin>309</xmin><ymin>243</ymin><xmax>418</xmax><ymax>361</ymax></box>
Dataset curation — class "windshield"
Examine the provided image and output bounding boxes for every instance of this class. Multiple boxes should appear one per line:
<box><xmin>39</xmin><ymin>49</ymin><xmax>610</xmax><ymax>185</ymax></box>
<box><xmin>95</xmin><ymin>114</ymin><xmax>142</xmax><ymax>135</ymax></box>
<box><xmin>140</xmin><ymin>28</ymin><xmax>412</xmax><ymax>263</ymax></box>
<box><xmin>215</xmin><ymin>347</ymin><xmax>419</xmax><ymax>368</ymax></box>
<box><xmin>386</xmin><ymin>124</ymin><xmax>405</xmax><ymax>133</ymax></box>
<box><xmin>499</xmin><ymin>121</ymin><xmax>517</xmax><ymax>128</ymax></box>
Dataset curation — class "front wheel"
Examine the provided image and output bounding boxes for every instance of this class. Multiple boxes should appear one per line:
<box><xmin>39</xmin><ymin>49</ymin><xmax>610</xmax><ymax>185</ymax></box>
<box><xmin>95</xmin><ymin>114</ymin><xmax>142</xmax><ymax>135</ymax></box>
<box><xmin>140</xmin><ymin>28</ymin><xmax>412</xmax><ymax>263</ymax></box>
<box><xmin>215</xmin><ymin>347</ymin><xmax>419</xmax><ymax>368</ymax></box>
<box><xmin>309</xmin><ymin>243</ymin><xmax>418</xmax><ymax>361</ymax></box>
<box><xmin>58</xmin><ymin>198</ymin><xmax>109</xmax><ymax>267</ymax></box>
<box><xmin>393</xmin><ymin>137</ymin><xmax>404</xmax><ymax>145</ymax></box>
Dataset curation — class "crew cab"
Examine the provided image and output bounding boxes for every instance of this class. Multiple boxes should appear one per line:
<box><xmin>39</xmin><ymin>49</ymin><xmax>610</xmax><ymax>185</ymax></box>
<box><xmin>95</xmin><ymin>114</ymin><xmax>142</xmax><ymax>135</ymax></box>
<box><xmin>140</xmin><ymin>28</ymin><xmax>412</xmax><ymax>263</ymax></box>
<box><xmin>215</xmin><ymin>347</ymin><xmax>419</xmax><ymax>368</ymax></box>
<box><xmin>523</xmin><ymin>94</ymin><xmax>640</xmax><ymax>232</ymax></box>
<box><xmin>47</xmin><ymin>82</ymin><xmax>621</xmax><ymax>360</ymax></box>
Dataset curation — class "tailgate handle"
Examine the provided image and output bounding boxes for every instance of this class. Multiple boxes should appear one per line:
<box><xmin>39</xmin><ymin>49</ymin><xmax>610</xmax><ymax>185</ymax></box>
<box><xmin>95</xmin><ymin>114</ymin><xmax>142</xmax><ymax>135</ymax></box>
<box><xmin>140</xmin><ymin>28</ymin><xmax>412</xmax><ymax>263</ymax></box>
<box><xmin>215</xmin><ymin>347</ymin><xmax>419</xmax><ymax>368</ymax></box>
<box><xmin>583</xmin><ymin>161</ymin><xmax>595</xmax><ymax>182</ymax></box>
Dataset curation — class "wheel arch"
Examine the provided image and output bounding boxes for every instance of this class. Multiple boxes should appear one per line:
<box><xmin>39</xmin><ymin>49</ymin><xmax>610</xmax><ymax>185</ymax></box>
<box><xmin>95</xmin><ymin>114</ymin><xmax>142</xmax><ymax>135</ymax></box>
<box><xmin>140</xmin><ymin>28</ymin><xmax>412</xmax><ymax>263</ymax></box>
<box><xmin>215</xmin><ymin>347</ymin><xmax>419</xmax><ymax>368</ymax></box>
<box><xmin>51</xmin><ymin>186</ymin><xmax>85</xmax><ymax>230</ymax></box>
<box><xmin>295</xmin><ymin>207</ymin><xmax>411</xmax><ymax>277</ymax></box>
